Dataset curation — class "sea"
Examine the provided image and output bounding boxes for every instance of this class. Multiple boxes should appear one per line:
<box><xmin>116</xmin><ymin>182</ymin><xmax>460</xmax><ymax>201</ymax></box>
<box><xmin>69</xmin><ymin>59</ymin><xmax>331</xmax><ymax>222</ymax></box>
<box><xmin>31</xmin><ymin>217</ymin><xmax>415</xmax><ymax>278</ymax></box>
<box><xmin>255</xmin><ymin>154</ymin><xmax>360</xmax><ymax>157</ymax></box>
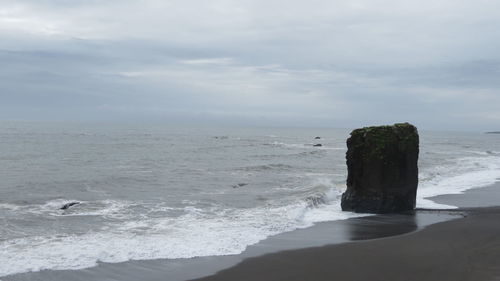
<box><xmin>1</xmin><ymin>121</ymin><xmax>499</xmax><ymax>278</ymax></box>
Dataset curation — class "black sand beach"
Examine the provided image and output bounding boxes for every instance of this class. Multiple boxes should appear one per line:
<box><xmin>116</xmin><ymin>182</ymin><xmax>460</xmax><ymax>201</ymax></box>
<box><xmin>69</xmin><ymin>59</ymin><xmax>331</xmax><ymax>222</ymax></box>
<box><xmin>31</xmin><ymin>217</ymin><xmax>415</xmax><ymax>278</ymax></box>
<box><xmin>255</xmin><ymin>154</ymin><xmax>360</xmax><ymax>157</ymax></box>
<box><xmin>191</xmin><ymin>183</ymin><xmax>500</xmax><ymax>281</ymax></box>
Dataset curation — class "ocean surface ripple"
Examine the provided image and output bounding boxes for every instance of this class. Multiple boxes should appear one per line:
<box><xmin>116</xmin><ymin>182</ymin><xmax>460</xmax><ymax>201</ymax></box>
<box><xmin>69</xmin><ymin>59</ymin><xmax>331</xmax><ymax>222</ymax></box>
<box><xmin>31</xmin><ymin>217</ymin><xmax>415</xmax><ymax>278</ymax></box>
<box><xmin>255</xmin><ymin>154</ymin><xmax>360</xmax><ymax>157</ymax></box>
<box><xmin>0</xmin><ymin>122</ymin><xmax>499</xmax><ymax>277</ymax></box>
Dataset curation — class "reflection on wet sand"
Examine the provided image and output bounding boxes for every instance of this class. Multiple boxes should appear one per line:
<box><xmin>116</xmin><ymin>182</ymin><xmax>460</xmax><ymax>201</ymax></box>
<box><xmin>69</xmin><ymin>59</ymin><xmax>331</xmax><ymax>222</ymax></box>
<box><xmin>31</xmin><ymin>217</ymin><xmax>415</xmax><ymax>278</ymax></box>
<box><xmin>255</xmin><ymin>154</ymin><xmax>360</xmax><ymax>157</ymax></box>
<box><xmin>345</xmin><ymin>214</ymin><xmax>417</xmax><ymax>241</ymax></box>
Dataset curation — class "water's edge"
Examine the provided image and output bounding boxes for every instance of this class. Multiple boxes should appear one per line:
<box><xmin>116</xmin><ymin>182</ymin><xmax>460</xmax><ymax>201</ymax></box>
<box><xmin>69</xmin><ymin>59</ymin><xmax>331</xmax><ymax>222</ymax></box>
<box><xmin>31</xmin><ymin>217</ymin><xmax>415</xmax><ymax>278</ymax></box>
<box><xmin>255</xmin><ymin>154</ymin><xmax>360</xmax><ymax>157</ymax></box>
<box><xmin>9</xmin><ymin>182</ymin><xmax>498</xmax><ymax>281</ymax></box>
<box><xmin>1</xmin><ymin>124</ymin><xmax>499</xmax><ymax>280</ymax></box>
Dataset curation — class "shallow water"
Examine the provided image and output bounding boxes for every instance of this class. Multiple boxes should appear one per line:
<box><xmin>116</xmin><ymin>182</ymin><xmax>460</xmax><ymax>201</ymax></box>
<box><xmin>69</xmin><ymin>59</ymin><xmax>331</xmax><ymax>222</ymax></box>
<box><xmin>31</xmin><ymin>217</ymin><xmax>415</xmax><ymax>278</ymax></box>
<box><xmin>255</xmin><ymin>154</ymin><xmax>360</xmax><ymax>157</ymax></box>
<box><xmin>1</xmin><ymin>121</ymin><xmax>499</xmax><ymax>277</ymax></box>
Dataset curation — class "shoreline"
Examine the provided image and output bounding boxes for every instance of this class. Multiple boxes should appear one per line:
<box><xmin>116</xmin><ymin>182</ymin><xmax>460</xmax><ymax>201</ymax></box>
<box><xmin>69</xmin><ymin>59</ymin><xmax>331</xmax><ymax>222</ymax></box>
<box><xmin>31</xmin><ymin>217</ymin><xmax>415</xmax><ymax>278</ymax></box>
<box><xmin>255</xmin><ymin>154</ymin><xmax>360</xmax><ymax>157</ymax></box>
<box><xmin>4</xmin><ymin>182</ymin><xmax>499</xmax><ymax>281</ymax></box>
<box><xmin>4</xmin><ymin>207</ymin><xmax>460</xmax><ymax>281</ymax></box>
<box><xmin>190</xmin><ymin>182</ymin><xmax>500</xmax><ymax>281</ymax></box>
<box><xmin>428</xmin><ymin>182</ymin><xmax>500</xmax><ymax>208</ymax></box>
<box><xmin>191</xmin><ymin>205</ymin><xmax>500</xmax><ymax>281</ymax></box>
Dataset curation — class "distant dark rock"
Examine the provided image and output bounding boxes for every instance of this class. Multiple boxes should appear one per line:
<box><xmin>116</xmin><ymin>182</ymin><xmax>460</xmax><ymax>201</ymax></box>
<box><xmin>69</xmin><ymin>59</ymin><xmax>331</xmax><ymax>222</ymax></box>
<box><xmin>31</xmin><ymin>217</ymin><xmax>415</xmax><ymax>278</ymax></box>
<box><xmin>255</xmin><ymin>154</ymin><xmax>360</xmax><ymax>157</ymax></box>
<box><xmin>314</xmin><ymin>136</ymin><xmax>321</xmax><ymax>139</ymax></box>
<box><xmin>313</xmin><ymin>144</ymin><xmax>322</xmax><ymax>147</ymax></box>
<box><xmin>486</xmin><ymin>131</ymin><xmax>500</xmax><ymax>134</ymax></box>
<box><xmin>232</xmin><ymin>183</ymin><xmax>248</xmax><ymax>188</ymax></box>
<box><xmin>60</xmin><ymin>201</ymin><xmax>80</xmax><ymax>210</ymax></box>
<box><xmin>341</xmin><ymin>123</ymin><xmax>419</xmax><ymax>214</ymax></box>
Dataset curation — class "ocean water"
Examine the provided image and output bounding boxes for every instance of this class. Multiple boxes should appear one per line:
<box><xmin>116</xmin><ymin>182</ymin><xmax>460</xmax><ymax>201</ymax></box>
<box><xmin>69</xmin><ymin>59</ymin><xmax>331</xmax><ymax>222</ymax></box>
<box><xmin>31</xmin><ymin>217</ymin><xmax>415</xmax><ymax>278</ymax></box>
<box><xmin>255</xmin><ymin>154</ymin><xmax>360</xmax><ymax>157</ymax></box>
<box><xmin>1</xmin><ymin>121</ymin><xmax>499</xmax><ymax>277</ymax></box>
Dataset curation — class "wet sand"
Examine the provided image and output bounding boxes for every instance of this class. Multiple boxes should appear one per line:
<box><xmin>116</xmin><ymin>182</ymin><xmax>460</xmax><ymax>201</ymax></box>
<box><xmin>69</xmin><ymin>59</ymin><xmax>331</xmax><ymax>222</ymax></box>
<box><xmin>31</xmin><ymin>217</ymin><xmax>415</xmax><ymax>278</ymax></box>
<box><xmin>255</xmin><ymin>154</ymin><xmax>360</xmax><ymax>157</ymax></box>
<box><xmin>429</xmin><ymin>183</ymin><xmax>500</xmax><ymax>208</ymax></box>
<box><xmin>192</xmin><ymin>184</ymin><xmax>500</xmax><ymax>281</ymax></box>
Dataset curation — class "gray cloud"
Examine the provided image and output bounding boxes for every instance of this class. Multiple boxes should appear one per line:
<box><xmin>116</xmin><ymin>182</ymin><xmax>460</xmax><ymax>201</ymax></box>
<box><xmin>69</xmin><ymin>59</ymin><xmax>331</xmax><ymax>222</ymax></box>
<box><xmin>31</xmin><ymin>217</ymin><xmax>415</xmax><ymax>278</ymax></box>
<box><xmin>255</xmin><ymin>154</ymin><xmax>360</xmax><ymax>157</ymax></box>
<box><xmin>1</xmin><ymin>0</ymin><xmax>500</xmax><ymax>130</ymax></box>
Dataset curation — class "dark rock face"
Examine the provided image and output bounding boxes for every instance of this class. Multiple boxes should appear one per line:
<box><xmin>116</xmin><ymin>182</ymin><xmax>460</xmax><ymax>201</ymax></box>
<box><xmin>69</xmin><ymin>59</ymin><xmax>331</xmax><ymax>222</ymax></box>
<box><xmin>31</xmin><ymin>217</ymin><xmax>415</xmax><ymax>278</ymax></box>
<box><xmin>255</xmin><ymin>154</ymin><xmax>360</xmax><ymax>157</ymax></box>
<box><xmin>60</xmin><ymin>201</ymin><xmax>80</xmax><ymax>210</ymax></box>
<box><xmin>341</xmin><ymin>123</ymin><xmax>419</xmax><ymax>213</ymax></box>
<box><xmin>313</xmin><ymin>144</ymin><xmax>322</xmax><ymax>147</ymax></box>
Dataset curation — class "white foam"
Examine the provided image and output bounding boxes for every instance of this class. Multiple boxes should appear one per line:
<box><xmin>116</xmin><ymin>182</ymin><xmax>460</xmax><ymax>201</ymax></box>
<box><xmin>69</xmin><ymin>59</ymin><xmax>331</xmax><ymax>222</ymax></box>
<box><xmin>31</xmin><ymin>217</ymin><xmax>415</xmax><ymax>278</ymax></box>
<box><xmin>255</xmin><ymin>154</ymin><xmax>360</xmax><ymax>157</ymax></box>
<box><xmin>1</xmin><ymin>199</ymin><xmax>133</xmax><ymax>219</ymax></box>
<box><xmin>0</xmin><ymin>180</ymin><xmax>364</xmax><ymax>277</ymax></box>
<box><xmin>3</xmin><ymin>155</ymin><xmax>499</xmax><ymax>277</ymax></box>
<box><xmin>417</xmin><ymin>155</ymin><xmax>500</xmax><ymax>209</ymax></box>
<box><xmin>59</xmin><ymin>200</ymin><xmax>133</xmax><ymax>219</ymax></box>
<box><xmin>270</xmin><ymin>141</ymin><xmax>344</xmax><ymax>150</ymax></box>
<box><xmin>0</xmin><ymin>203</ymin><xmax>21</xmax><ymax>211</ymax></box>
<box><xmin>302</xmin><ymin>188</ymin><xmax>369</xmax><ymax>223</ymax></box>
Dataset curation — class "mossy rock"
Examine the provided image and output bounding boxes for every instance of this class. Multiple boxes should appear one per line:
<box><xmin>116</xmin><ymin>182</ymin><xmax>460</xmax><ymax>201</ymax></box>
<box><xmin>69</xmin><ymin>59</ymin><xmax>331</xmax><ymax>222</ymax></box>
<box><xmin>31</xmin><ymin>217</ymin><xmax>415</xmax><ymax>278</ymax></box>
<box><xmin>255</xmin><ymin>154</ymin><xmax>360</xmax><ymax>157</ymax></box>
<box><xmin>342</xmin><ymin>123</ymin><xmax>419</xmax><ymax>213</ymax></box>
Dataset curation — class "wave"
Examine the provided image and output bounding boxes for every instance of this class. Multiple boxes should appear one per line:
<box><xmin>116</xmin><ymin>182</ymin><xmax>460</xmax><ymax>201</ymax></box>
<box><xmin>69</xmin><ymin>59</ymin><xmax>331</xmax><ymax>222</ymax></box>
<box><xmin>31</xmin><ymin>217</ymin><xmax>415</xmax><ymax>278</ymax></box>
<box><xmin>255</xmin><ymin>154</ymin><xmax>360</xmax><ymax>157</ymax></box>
<box><xmin>251</xmin><ymin>149</ymin><xmax>327</xmax><ymax>160</ymax></box>
<box><xmin>0</xmin><ymin>203</ymin><xmax>22</xmax><ymax>211</ymax></box>
<box><xmin>267</xmin><ymin>141</ymin><xmax>345</xmax><ymax>150</ymax></box>
<box><xmin>417</xmin><ymin>155</ymin><xmax>500</xmax><ymax>208</ymax></box>
<box><xmin>463</xmin><ymin>150</ymin><xmax>500</xmax><ymax>156</ymax></box>
<box><xmin>2</xmin><ymin>154</ymin><xmax>499</xmax><ymax>277</ymax></box>
<box><xmin>235</xmin><ymin>163</ymin><xmax>295</xmax><ymax>172</ymax></box>
<box><xmin>0</xmin><ymin>178</ymin><xmax>364</xmax><ymax>277</ymax></box>
<box><xmin>0</xmin><ymin>199</ymin><xmax>135</xmax><ymax>219</ymax></box>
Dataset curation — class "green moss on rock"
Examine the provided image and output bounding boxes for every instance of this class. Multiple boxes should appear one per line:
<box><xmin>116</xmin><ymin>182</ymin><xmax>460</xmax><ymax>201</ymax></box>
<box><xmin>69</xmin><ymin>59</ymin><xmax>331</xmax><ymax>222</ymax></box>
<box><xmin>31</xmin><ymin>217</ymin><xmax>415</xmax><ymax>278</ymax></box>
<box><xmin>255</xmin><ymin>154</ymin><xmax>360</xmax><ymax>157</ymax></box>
<box><xmin>342</xmin><ymin>123</ymin><xmax>419</xmax><ymax>214</ymax></box>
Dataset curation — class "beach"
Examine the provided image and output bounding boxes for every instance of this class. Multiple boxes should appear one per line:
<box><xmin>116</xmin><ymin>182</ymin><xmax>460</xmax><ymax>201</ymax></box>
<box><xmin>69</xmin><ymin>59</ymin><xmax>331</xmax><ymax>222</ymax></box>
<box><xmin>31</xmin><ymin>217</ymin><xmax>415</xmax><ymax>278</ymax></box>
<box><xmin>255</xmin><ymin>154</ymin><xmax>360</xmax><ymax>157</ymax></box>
<box><xmin>3</xmin><ymin>0</ymin><xmax>500</xmax><ymax>279</ymax></box>
<box><xmin>191</xmin><ymin>183</ymin><xmax>500</xmax><ymax>281</ymax></box>
<box><xmin>192</xmin><ymin>207</ymin><xmax>500</xmax><ymax>281</ymax></box>
<box><xmin>1</xmin><ymin>124</ymin><xmax>499</xmax><ymax>281</ymax></box>
<box><xmin>4</xmin><ymin>183</ymin><xmax>498</xmax><ymax>281</ymax></box>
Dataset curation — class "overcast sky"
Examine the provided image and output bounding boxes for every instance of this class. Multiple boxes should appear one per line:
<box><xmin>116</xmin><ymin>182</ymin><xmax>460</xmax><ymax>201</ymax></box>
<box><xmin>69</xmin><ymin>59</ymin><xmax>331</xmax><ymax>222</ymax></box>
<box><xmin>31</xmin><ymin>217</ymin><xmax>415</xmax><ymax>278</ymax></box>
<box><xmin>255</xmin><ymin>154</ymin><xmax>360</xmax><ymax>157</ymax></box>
<box><xmin>1</xmin><ymin>0</ymin><xmax>499</xmax><ymax>130</ymax></box>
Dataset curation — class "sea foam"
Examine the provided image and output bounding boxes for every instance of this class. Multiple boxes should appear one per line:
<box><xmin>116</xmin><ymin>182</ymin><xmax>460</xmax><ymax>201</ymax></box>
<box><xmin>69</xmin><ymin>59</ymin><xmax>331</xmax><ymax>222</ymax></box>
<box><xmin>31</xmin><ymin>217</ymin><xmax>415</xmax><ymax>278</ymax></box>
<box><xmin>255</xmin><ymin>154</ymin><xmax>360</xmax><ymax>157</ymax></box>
<box><xmin>1</xmin><ymin>155</ymin><xmax>499</xmax><ymax>277</ymax></box>
<box><xmin>417</xmin><ymin>155</ymin><xmax>500</xmax><ymax>209</ymax></box>
<box><xmin>0</xmin><ymin>180</ymin><xmax>362</xmax><ymax>277</ymax></box>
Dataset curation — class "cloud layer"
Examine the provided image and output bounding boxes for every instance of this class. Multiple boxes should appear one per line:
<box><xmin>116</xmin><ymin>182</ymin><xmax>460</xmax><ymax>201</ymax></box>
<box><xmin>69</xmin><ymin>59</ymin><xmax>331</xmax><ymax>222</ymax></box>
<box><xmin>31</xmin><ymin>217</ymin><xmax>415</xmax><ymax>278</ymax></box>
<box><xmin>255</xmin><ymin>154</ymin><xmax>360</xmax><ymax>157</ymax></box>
<box><xmin>1</xmin><ymin>0</ymin><xmax>500</xmax><ymax>130</ymax></box>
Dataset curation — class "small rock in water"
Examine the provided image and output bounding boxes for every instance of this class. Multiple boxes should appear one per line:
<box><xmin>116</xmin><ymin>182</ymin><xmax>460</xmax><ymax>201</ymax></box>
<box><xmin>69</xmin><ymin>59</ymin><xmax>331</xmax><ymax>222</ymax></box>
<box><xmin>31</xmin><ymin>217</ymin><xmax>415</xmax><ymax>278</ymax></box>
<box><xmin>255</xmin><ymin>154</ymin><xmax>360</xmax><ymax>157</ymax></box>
<box><xmin>60</xmin><ymin>201</ymin><xmax>80</xmax><ymax>210</ymax></box>
<box><xmin>314</xmin><ymin>136</ymin><xmax>321</xmax><ymax>139</ymax></box>
<box><xmin>313</xmin><ymin>144</ymin><xmax>322</xmax><ymax>147</ymax></box>
<box><xmin>232</xmin><ymin>183</ymin><xmax>248</xmax><ymax>188</ymax></box>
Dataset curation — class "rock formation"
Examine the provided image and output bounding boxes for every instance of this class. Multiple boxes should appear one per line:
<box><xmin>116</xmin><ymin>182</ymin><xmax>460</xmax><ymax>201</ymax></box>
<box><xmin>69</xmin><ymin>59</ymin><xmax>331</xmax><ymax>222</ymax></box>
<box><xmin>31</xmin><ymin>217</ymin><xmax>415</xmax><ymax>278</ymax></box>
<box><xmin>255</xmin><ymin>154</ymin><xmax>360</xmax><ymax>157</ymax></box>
<box><xmin>60</xmin><ymin>201</ymin><xmax>80</xmax><ymax>210</ymax></box>
<box><xmin>341</xmin><ymin>123</ymin><xmax>419</xmax><ymax>213</ymax></box>
<box><xmin>232</xmin><ymin>183</ymin><xmax>248</xmax><ymax>188</ymax></box>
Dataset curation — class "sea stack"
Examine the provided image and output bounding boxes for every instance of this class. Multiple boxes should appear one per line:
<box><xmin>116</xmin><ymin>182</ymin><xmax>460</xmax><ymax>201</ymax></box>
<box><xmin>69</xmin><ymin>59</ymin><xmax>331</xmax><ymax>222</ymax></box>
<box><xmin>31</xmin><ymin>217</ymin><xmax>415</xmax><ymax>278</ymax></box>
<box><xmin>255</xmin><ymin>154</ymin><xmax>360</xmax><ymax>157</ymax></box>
<box><xmin>341</xmin><ymin>123</ymin><xmax>419</xmax><ymax>213</ymax></box>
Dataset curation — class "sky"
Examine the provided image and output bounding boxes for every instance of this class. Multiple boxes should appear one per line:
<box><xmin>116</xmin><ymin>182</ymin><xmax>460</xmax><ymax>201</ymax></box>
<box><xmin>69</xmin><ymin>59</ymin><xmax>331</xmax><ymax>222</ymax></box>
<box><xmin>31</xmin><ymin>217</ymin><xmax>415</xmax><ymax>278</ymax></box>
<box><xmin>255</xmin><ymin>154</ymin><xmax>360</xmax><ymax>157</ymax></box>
<box><xmin>1</xmin><ymin>0</ymin><xmax>499</xmax><ymax>130</ymax></box>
